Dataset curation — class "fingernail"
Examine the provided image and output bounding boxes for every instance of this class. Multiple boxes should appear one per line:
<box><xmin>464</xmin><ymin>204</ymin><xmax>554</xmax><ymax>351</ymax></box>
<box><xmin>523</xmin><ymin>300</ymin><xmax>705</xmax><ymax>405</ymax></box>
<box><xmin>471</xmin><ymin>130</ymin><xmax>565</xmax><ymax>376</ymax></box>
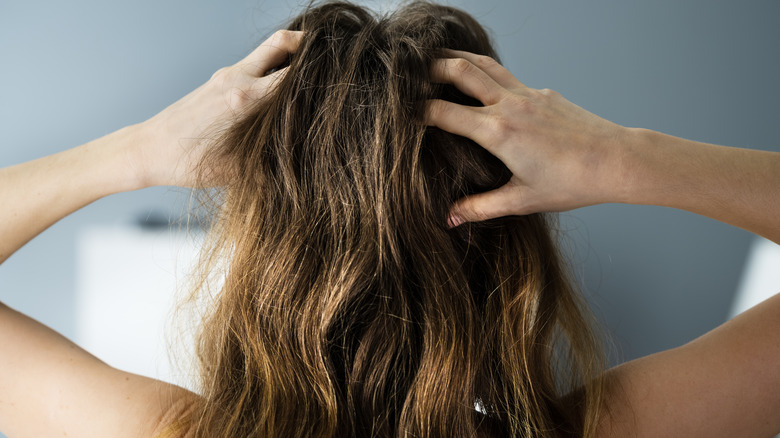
<box><xmin>447</xmin><ymin>214</ymin><xmax>464</xmax><ymax>229</ymax></box>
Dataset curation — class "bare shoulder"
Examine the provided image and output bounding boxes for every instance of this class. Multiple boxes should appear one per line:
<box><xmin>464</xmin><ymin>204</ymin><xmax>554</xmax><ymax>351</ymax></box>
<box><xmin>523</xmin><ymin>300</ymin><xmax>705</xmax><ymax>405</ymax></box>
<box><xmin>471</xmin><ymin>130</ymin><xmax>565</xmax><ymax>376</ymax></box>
<box><xmin>0</xmin><ymin>301</ymin><xmax>199</xmax><ymax>438</ymax></box>
<box><xmin>83</xmin><ymin>370</ymin><xmax>199</xmax><ymax>438</ymax></box>
<box><xmin>150</xmin><ymin>389</ymin><xmax>200</xmax><ymax>438</ymax></box>
<box><xmin>597</xmin><ymin>293</ymin><xmax>780</xmax><ymax>437</ymax></box>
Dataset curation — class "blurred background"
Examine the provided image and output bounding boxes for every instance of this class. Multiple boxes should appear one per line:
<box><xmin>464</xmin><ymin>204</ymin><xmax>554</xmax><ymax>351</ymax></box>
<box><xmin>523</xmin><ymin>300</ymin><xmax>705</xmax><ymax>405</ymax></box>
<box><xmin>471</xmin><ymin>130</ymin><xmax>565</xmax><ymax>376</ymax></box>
<box><xmin>1</xmin><ymin>1</ymin><xmax>779</xmax><ymax>428</ymax></box>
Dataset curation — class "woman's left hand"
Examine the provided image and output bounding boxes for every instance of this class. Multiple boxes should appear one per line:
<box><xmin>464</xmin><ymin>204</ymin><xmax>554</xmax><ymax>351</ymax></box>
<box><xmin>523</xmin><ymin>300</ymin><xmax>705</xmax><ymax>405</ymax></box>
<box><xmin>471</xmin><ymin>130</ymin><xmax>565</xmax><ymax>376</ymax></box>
<box><xmin>131</xmin><ymin>30</ymin><xmax>303</xmax><ymax>188</ymax></box>
<box><xmin>424</xmin><ymin>50</ymin><xmax>633</xmax><ymax>225</ymax></box>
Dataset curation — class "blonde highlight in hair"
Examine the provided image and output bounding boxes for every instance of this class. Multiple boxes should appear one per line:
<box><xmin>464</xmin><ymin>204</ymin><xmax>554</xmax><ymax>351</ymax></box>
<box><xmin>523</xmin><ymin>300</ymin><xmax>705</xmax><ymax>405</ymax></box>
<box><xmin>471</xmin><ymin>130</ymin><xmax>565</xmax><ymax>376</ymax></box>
<box><xmin>186</xmin><ymin>2</ymin><xmax>606</xmax><ymax>437</ymax></box>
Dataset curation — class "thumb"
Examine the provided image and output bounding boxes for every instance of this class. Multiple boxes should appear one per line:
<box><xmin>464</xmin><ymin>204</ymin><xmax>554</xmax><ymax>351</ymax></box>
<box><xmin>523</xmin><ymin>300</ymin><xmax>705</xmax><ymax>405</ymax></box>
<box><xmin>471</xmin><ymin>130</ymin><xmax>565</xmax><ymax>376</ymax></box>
<box><xmin>447</xmin><ymin>184</ymin><xmax>520</xmax><ymax>228</ymax></box>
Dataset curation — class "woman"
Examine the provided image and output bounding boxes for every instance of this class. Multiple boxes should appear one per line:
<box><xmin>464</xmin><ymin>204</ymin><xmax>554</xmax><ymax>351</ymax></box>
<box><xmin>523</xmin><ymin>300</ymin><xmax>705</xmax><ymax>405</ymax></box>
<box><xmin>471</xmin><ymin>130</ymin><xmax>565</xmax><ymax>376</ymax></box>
<box><xmin>1</xmin><ymin>2</ymin><xmax>778</xmax><ymax>437</ymax></box>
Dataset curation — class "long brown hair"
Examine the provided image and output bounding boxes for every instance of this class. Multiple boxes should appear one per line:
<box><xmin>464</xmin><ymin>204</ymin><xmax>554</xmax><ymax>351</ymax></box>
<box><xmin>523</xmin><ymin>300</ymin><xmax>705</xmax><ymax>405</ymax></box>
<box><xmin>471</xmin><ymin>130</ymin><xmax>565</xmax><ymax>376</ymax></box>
<box><xmin>187</xmin><ymin>2</ymin><xmax>605</xmax><ymax>437</ymax></box>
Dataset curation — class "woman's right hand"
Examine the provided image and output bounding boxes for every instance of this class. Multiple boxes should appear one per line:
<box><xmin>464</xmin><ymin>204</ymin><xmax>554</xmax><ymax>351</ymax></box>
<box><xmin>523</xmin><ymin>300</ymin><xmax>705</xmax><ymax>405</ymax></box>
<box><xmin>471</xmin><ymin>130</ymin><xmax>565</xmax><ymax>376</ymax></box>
<box><xmin>425</xmin><ymin>50</ymin><xmax>634</xmax><ymax>226</ymax></box>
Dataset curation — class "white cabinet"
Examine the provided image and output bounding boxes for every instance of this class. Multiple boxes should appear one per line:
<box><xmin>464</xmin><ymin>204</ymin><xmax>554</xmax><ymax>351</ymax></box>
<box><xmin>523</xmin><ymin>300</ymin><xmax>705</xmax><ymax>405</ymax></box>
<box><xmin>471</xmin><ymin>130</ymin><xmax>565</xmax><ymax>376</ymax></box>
<box><xmin>730</xmin><ymin>237</ymin><xmax>780</xmax><ymax>318</ymax></box>
<box><xmin>75</xmin><ymin>225</ymin><xmax>203</xmax><ymax>391</ymax></box>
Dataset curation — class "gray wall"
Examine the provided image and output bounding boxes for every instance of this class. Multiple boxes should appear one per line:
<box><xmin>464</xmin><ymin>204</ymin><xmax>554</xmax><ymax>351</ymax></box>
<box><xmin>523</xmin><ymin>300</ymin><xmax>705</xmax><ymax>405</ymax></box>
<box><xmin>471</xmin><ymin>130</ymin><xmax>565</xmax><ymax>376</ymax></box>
<box><xmin>1</xmin><ymin>0</ymin><xmax>778</xmax><ymax>425</ymax></box>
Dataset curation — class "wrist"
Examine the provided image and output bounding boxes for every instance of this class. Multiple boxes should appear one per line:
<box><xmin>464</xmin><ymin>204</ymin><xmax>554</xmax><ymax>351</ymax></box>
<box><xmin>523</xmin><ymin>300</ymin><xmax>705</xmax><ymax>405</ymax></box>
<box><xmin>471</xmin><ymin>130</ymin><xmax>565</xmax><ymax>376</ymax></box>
<box><xmin>116</xmin><ymin>123</ymin><xmax>158</xmax><ymax>191</ymax></box>
<box><xmin>610</xmin><ymin>127</ymin><xmax>656</xmax><ymax>205</ymax></box>
<box><xmin>90</xmin><ymin>124</ymin><xmax>150</xmax><ymax>193</ymax></box>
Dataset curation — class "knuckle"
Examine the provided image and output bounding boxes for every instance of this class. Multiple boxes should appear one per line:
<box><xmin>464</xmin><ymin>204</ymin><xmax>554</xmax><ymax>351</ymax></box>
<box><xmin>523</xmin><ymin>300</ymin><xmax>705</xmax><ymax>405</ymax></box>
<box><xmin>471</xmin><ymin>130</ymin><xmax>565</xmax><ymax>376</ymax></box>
<box><xmin>425</xmin><ymin>100</ymin><xmax>445</xmax><ymax>125</ymax></box>
<box><xmin>427</xmin><ymin>100</ymin><xmax>441</xmax><ymax>117</ymax></box>
<box><xmin>507</xmin><ymin>95</ymin><xmax>534</xmax><ymax>114</ymax></box>
<box><xmin>538</xmin><ymin>87</ymin><xmax>559</xmax><ymax>98</ymax></box>
<box><xmin>450</xmin><ymin>57</ymin><xmax>474</xmax><ymax>74</ymax></box>
<box><xmin>228</xmin><ymin>88</ymin><xmax>251</xmax><ymax>109</ymax></box>
<box><xmin>484</xmin><ymin>112</ymin><xmax>512</xmax><ymax>141</ymax></box>
<box><xmin>271</xmin><ymin>29</ymin><xmax>294</xmax><ymax>47</ymax></box>
<box><xmin>473</xmin><ymin>54</ymin><xmax>498</xmax><ymax>69</ymax></box>
<box><xmin>492</xmin><ymin>114</ymin><xmax>514</xmax><ymax>138</ymax></box>
<box><xmin>210</xmin><ymin>66</ymin><xmax>230</xmax><ymax>82</ymax></box>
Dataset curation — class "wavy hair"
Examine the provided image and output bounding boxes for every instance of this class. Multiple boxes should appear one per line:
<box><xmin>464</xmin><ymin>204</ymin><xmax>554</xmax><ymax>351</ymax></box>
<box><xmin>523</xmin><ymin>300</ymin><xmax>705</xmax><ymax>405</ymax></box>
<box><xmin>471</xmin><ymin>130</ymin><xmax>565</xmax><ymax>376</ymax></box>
<box><xmin>187</xmin><ymin>2</ymin><xmax>605</xmax><ymax>437</ymax></box>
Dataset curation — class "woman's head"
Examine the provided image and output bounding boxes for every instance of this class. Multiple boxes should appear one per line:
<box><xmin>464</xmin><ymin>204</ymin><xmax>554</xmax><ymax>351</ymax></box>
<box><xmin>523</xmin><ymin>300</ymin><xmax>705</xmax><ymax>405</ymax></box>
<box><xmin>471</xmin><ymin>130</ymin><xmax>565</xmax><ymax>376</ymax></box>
<box><xmin>190</xmin><ymin>2</ymin><xmax>604</xmax><ymax>437</ymax></box>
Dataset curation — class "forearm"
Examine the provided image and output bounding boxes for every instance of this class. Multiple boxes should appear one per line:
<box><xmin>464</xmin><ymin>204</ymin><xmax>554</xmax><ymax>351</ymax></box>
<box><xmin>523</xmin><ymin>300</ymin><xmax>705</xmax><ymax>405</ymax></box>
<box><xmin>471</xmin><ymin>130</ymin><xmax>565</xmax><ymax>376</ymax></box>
<box><xmin>621</xmin><ymin>128</ymin><xmax>780</xmax><ymax>244</ymax></box>
<box><xmin>0</xmin><ymin>126</ymin><xmax>144</xmax><ymax>264</ymax></box>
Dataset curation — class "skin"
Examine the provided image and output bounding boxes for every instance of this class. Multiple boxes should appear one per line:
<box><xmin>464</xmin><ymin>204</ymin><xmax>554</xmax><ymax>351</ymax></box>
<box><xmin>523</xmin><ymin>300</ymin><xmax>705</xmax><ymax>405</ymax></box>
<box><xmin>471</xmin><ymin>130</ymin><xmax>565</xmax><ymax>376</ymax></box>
<box><xmin>1</xmin><ymin>33</ymin><xmax>778</xmax><ymax>437</ymax></box>
<box><xmin>426</xmin><ymin>50</ymin><xmax>780</xmax><ymax>437</ymax></box>
<box><xmin>0</xmin><ymin>30</ymin><xmax>302</xmax><ymax>438</ymax></box>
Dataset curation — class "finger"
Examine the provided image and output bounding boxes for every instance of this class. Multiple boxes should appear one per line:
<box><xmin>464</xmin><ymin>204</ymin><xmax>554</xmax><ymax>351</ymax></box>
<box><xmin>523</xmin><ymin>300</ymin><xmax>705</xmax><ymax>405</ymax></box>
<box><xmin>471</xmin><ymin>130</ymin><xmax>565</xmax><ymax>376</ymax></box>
<box><xmin>424</xmin><ymin>99</ymin><xmax>493</xmax><ymax>145</ymax></box>
<box><xmin>442</xmin><ymin>49</ymin><xmax>527</xmax><ymax>90</ymax></box>
<box><xmin>430</xmin><ymin>57</ymin><xmax>503</xmax><ymax>106</ymax></box>
<box><xmin>448</xmin><ymin>184</ymin><xmax>523</xmax><ymax>227</ymax></box>
<box><xmin>238</xmin><ymin>30</ymin><xmax>304</xmax><ymax>77</ymax></box>
<box><xmin>246</xmin><ymin>66</ymin><xmax>289</xmax><ymax>100</ymax></box>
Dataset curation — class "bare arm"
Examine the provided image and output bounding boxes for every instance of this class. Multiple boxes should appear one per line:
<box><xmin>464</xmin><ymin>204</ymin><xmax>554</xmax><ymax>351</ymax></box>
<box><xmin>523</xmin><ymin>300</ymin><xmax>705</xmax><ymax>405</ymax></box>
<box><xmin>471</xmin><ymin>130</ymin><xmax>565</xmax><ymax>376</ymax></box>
<box><xmin>0</xmin><ymin>127</ymin><xmax>187</xmax><ymax>437</ymax></box>
<box><xmin>425</xmin><ymin>50</ymin><xmax>780</xmax><ymax>437</ymax></box>
<box><xmin>425</xmin><ymin>51</ymin><xmax>780</xmax><ymax>244</ymax></box>
<box><xmin>1</xmin><ymin>30</ymin><xmax>302</xmax><ymax>264</ymax></box>
<box><xmin>622</xmin><ymin>128</ymin><xmax>780</xmax><ymax>245</ymax></box>
<box><xmin>0</xmin><ymin>128</ymin><xmax>140</xmax><ymax>264</ymax></box>
<box><xmin>0</xmin><ymin>30</ymin><xmax>302</xmax><ymax>437</ymax></box>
